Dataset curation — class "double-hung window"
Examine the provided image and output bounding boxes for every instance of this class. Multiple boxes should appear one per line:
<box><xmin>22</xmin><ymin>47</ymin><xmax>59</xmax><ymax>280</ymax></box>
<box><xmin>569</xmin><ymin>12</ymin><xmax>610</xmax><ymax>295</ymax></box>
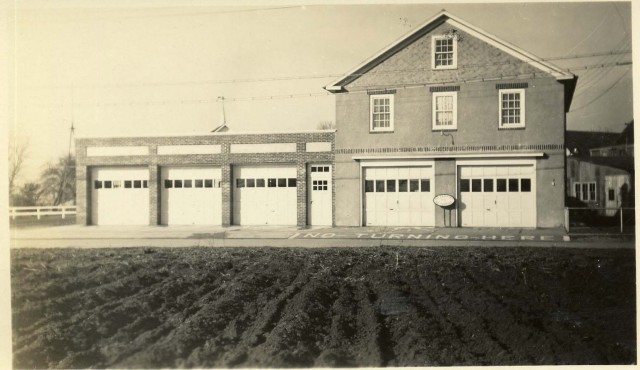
<box><xmin>432</xmin><ymin>91</ymin><xmax>457</xmax><ymax>130</ymax></box>
<box><xmin>499</xmin><ymin>88</ymin><xmax>525</xmax><ymax>128</ymax></box>
<box><xmin>370</xmin><ymin>94</ymin><xmax>394</xmax><ymax>132</ymax></box>
<box><xmin>574</xmin><ymin>182</ymin><xmax>596</xmax><ymax>202</ymax></box>
<box><xmin>432</xmin><ymin>36</ymin><xmax>457</xmax><ymax>69</ymax></box>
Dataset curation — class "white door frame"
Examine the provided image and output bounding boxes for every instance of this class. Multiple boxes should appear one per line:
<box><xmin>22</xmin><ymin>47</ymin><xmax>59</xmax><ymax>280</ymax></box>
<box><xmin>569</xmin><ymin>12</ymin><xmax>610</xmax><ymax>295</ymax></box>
<box><xmin>307</xmin><ymin>163</ymin><xmax>333</xmax><ymax>226</ymax></box>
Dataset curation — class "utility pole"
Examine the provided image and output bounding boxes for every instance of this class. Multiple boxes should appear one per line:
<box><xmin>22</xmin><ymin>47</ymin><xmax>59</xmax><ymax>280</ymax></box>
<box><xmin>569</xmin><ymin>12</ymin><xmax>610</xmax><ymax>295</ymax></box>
<box><xmin>55</xmin><ymin>88</ymin><xmax>76</xmax><ymax>206</ymax></box>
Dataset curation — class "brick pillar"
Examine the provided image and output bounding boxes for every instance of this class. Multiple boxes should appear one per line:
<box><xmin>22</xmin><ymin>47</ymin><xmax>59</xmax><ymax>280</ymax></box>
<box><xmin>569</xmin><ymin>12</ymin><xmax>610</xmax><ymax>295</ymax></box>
<box><xmin>149</xmin><ymin>165</ymin><xmax>159</xmax><ymax>225</ymax></box>
<box><xmin>434</xmin><ymin>159</ymin><xmax>457</xmax><ymax>227</ymax></box>
<box><xmin>296</xmin><ymin>143</ymin><xmax>308</xmax><ymax>226</ymax></box>
<box><xmin>221</xmin><ymin>163</ymin><xmax>232</xmax><ymax>226</ymax></box>
<box><xmin>76</xmin><ymin>165</ymin><xmax>89</xmax><ymax>225</ymax></box>
<box><xmin>221</xmin><ymin>143</ymin><xmax>232</xmax><ymax>226</ymax></box>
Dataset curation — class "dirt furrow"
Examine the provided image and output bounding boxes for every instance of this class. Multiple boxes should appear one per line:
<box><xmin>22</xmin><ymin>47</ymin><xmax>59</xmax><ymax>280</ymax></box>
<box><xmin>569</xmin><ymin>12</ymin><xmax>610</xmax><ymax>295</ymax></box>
<box><xmin>415</xmin><ymin>264</ymin><xmax>508</xmax><ymax>365</ymax></box>
<box><xmin>410</xmin><ymin>262</ymin><xmax>476</xmax><ymax>365</ymax></box>
<box><xmin>113</xmin><ymin>256</ymin><xmax>286</xmax><ymax>368</ymax></box>
<box><xmin>217</xmin><ymin>260</ymin><xmax>319</xmax><ymax>367</ymax></box>
<box><xmin>458</xmin><ymin>264</ymin><xmax>568</xmax><ymax>363</ymax></box>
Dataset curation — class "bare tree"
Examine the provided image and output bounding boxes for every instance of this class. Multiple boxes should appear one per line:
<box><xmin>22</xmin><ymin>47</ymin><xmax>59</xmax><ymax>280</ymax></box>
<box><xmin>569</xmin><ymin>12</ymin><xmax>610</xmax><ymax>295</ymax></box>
<box><xmin>317</xmin><ymin>121</ymin><xmax>336</xmax><ymax>130</ymax></box>
<box><xmin>8</xmin><ymin>138</ymin><xmax>29</xmax><ymax>196</ymax></box>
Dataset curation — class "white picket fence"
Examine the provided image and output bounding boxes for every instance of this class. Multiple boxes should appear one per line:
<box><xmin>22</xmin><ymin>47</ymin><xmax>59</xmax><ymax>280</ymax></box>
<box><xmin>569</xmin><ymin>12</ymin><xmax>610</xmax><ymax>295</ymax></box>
<box><xmin>9</xmin><ymin>206</ymin><xmax>77</xmax><ymax>220</ymax></box>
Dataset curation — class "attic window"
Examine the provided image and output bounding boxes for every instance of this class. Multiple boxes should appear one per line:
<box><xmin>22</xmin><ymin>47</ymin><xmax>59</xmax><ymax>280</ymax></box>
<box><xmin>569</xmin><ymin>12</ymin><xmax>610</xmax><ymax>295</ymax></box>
<box><xmin>432</xmin><ymin>35</ymin><xmax>457</xmax><ymax>70</ymax></box>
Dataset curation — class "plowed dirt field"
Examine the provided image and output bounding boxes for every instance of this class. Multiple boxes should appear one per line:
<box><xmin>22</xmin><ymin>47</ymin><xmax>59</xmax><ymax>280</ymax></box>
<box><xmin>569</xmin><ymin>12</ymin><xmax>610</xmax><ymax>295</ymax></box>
<box><xmin>11</xmin><ymin>246</ymin><xmax>636</xmax><ymax>368</ymax></box>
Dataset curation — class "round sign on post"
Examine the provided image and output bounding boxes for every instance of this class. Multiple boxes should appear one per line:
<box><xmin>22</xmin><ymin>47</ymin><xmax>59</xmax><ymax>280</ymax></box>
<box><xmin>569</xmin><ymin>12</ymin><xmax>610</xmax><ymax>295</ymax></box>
<box><xmin>433</xmin><ymin>194</ymin><xmax>455</xmax><ymax>227</ymax></box>
<box><xmin>433</xmin><ymin>194</ymin><xmax>455</xmax><ymax>207</ymax></box>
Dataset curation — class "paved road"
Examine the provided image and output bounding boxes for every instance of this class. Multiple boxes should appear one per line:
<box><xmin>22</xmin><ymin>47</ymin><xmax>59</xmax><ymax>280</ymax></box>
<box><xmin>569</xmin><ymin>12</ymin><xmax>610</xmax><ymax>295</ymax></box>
<box><xmin>9</xmin><ymin>224</ymin><xmax>635</xmax><ymax>249</ymax></box>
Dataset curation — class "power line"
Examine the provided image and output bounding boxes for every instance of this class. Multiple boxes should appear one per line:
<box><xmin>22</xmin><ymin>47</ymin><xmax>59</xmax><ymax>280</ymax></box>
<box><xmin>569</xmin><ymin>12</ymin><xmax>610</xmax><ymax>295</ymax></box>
<box><xmin>22</xmin><ymin>6</ymin><xmax>302</xmax><ymax>23</ymax></box>
<box><xmin>573</xmin><ymin>34</ymin><xmax>631</xmax><ymax>96</ymax></box>
<box><xmin>24</xmin><ymin>50</ymin><xmax>632</xmax><ymax>90</ymax></box>
<box><xmin>570</xmin><ymin>67</ymin><xmax>631</xmax><ymax>112</ymax></box>
<box><xmin>32</xmin><ymin>61</ymin><xmax>631</xmax><ymax>108</ymax></box>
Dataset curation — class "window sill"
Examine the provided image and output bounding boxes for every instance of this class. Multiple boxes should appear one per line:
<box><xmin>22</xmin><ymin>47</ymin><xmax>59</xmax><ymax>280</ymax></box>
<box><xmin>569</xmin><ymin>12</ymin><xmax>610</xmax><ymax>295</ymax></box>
<box><xmin>498</xmin><ymin>125</ymin><xmax>526</xmax><ymax>130</ymax></box>
<box><xmin>432</xmin><ymin>127</ymin><xmax>457</xmax><ymax>131</ymax></box>
<box><xmin>432</xmin><ymin>66</ymin><xmax>458</xmax><ymax>70</ymax></box>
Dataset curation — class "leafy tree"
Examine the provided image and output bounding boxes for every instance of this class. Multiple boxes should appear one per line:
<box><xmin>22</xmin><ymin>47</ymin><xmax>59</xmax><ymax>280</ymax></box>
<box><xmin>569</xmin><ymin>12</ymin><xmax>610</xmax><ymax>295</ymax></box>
<box><xmin>12</xmin><ymin>182</ymin><xmax>41</xmax><ymax>206</ymax></box>
<box><xmin>39</xmin><ymin>156</ymin><xmax>75</xmax><ymax>206</ymax></box>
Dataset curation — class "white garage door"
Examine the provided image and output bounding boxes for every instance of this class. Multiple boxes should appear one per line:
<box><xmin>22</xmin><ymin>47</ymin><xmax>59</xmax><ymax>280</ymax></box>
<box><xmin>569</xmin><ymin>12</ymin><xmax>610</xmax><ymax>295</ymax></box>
<box><xmin>91</xmin><ymin>167</ymin><xmax>149</xmax><ymax>225</ymax></box>
<box><xmin>233</xmin><ymin>165</ymin><xmax>297</xmax><ymax>225</ymax></box>
<box><xmin>161</xmin><ymin>167</ymin><xmax>222</xmax><ymax>225</ymax></box>
<box><xmin>458</xmin><ymin>165</ymin><xmax>536</xmax><ymax>227</ymax></box>
<box><xmin>364</xmin><ymin>167</ymin><xmax>434</xmax><ymax>226</ymax></box>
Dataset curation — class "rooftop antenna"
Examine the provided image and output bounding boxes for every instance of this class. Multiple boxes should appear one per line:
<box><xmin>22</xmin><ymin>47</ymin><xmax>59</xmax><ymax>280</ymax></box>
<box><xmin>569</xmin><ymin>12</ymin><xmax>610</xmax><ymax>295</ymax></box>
<box><xmin>218</xmin><ymin>96</ymin><xmax>226</xmax><ymax>125</ymax></box>
<box><xmin>212</xmin><ymin>96</ymin><xmax>229</xmax><ymax>132</ymax></box>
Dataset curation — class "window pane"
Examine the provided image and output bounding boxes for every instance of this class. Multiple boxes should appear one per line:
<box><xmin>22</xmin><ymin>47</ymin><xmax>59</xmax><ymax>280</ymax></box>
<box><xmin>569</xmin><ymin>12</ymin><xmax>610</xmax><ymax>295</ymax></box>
<box><xmin>375</xmin><ymin>180</ymin><xmax>385</xmax><ymax>192</ymax></box>
<box><xmin>508</xmin><ymin>179</ymin><xmax>519</xmax><ymax>192</ymax></box>
<box><xmin>277</xmin><ymin>178</ymin><xmax>287</xmax><ymax>187</ymax></box>
<box><xmin>164</xmin><ymin>179</ymin><xmax>172</xmax><ymax>188</ymax></box>
<box><xmin>521</xmin><ymin>178</ymin><xmax>531</xmax><ymax>192</ymax></box>
<box><xmin>143</xmin><ymin>180</ymin><xmax>148</xmax><ymax>188</ymax></box>
<box><xmin>398</xmin><ymin>179</ymin><xmax>408</xmax><ymax>192</ymax></box>
<box><xmin>104</xmin><ymin>181</ymin><xmax>112</xmax><ymax>189</ymax></box>
<box><xmin>497</xmin><ymin>179</ymin><xmax>507</xmax><ymax>192</ymax></box>
<box><xmin>420</xmin><ymin>179</ymin><xmax>430</xmax><ymax>192</ymax></box>
<box><xmin>311</xmin><ymin>167</ymin><xmax>317</xmax><ymax>172</ymax></box>
<box><xmin>410</xmin><ymin>179</ymin><xmax>419</xmax><ymax>192</ymax></box>
<box><xmin>246</xmin><ymin>178</ymin><xmax>255</xmax><ymax>187</ymax></box>
<box><xmin>195</xmin><ymin>179</ymin><xmax>203</xmax><ymax>188</ymax></box>
<box><xmin>365</xmin><ymin>180</ymin><xmax>374</xmax><ymax>193</ymax></box>
<box><xmin>371</xmin><ymin>96</ymin><xmax>391</xmax><ymax>129</ymax></box>
<box><xmin>236</xmin><ymin>179</ymin><xmax>245</xmax><ymax>188</ymax></box>
<box><xmin>589</xmin><ymin>183</ymin><xmax>596</xmax><ymax>200</ymax></box>
<box><xmin>134</xmin><ymin>180</ymin><xmax>142</xmax><ymax>188</ymax></box>
<box><xmin>386</xmin><ymin>179</ymin><xmax>396</xmax><ymax>192</ymax></box>
<box><xmin>608</xmin><ymin>189</ymin><xmax>615</xmax><ymax>201</ymax></box>
<box><xmin>204</xmin><ymin>179</ymin><xmax>213</xmax><ymax>188</ymax></box>
<box><xmin>268</xmin><ymin>178</ymin><xmax>277</xmax><ymax>187</ymax></box>
<box><xmin>124</xmin><ymin>180</ymin><xmax>132</xmax><ymax>188</ymax></box>
<box><xmin>112</xmin><ymin>180</ymin><xmax>121</xmax><ymax>188</ymax></box>
<box><xmin>460</xmin><ymin>179</ymin><xmax>470</xmax><ymax>192</ymax></box>
<box><xmin>483</xmin><ymin>179</ymin><xmax>493</xmax><ymax>192</ymax></box>
<box><xmin>288</xmin><ymin>178</ymin><xmax>296</xmax><ymax>187</ymax></box>
<box><xmin>256</xmin><ymin>178</ymin><xmax>265</xmax><ymax>187</ymax></box>
<box><xmin>184</xmin><ymin>179</ymin><xmax>192</xmax><ymax>188</ymax></box>
<box><xmin>94</xmin><ymin>180</ymin><xmax>102</xmax><ymax>189</ymax></box>
<box><xmin>472</xmin><ymin>179</ymin><xmax>482</xmax><ymax>192</ymax></box>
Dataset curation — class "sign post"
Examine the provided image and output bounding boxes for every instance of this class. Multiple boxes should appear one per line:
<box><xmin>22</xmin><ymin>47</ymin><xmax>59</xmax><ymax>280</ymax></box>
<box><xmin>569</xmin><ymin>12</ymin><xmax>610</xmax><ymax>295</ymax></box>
<box><xmin>433</xmin><ymin>194</ymin><xmax>456</xmax><ymax>227</ymax></box>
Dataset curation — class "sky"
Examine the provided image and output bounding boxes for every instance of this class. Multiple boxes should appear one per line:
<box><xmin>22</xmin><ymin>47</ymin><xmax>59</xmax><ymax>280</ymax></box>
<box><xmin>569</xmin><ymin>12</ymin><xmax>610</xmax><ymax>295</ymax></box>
<box><xmin>7</xmin><ymin>1</ymin><xmax>635</xmax><ymax>185</ymax></box>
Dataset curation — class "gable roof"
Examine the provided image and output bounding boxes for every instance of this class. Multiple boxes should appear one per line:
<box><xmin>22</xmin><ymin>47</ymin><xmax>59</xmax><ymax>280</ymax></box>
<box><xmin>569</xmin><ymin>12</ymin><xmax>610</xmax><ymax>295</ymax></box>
<box><xmin>325</xmin><ymin>11</ymin><xmax>575</xmax><ymax>92</ymax></box>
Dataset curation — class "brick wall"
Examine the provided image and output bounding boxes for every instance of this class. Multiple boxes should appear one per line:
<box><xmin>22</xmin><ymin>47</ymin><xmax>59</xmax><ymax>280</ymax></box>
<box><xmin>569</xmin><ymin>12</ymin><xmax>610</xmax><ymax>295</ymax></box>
<box><xmin>330</xmin><ymin>19</ymin><xmax>569</xmax><ymax>228</ymax></box>
<box><xmin>76</xmin><ymin>131</ymin><xmax>335</xmax><ymax>226</ymax></box>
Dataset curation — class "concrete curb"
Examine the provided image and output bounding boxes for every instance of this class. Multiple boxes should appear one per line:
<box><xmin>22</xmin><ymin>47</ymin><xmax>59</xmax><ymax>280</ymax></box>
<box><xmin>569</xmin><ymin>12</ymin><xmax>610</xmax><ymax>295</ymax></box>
<box><xmin>10</xmin><ymin>237</ymin><xmax>635</xmax><ymax>249</ymax></box>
